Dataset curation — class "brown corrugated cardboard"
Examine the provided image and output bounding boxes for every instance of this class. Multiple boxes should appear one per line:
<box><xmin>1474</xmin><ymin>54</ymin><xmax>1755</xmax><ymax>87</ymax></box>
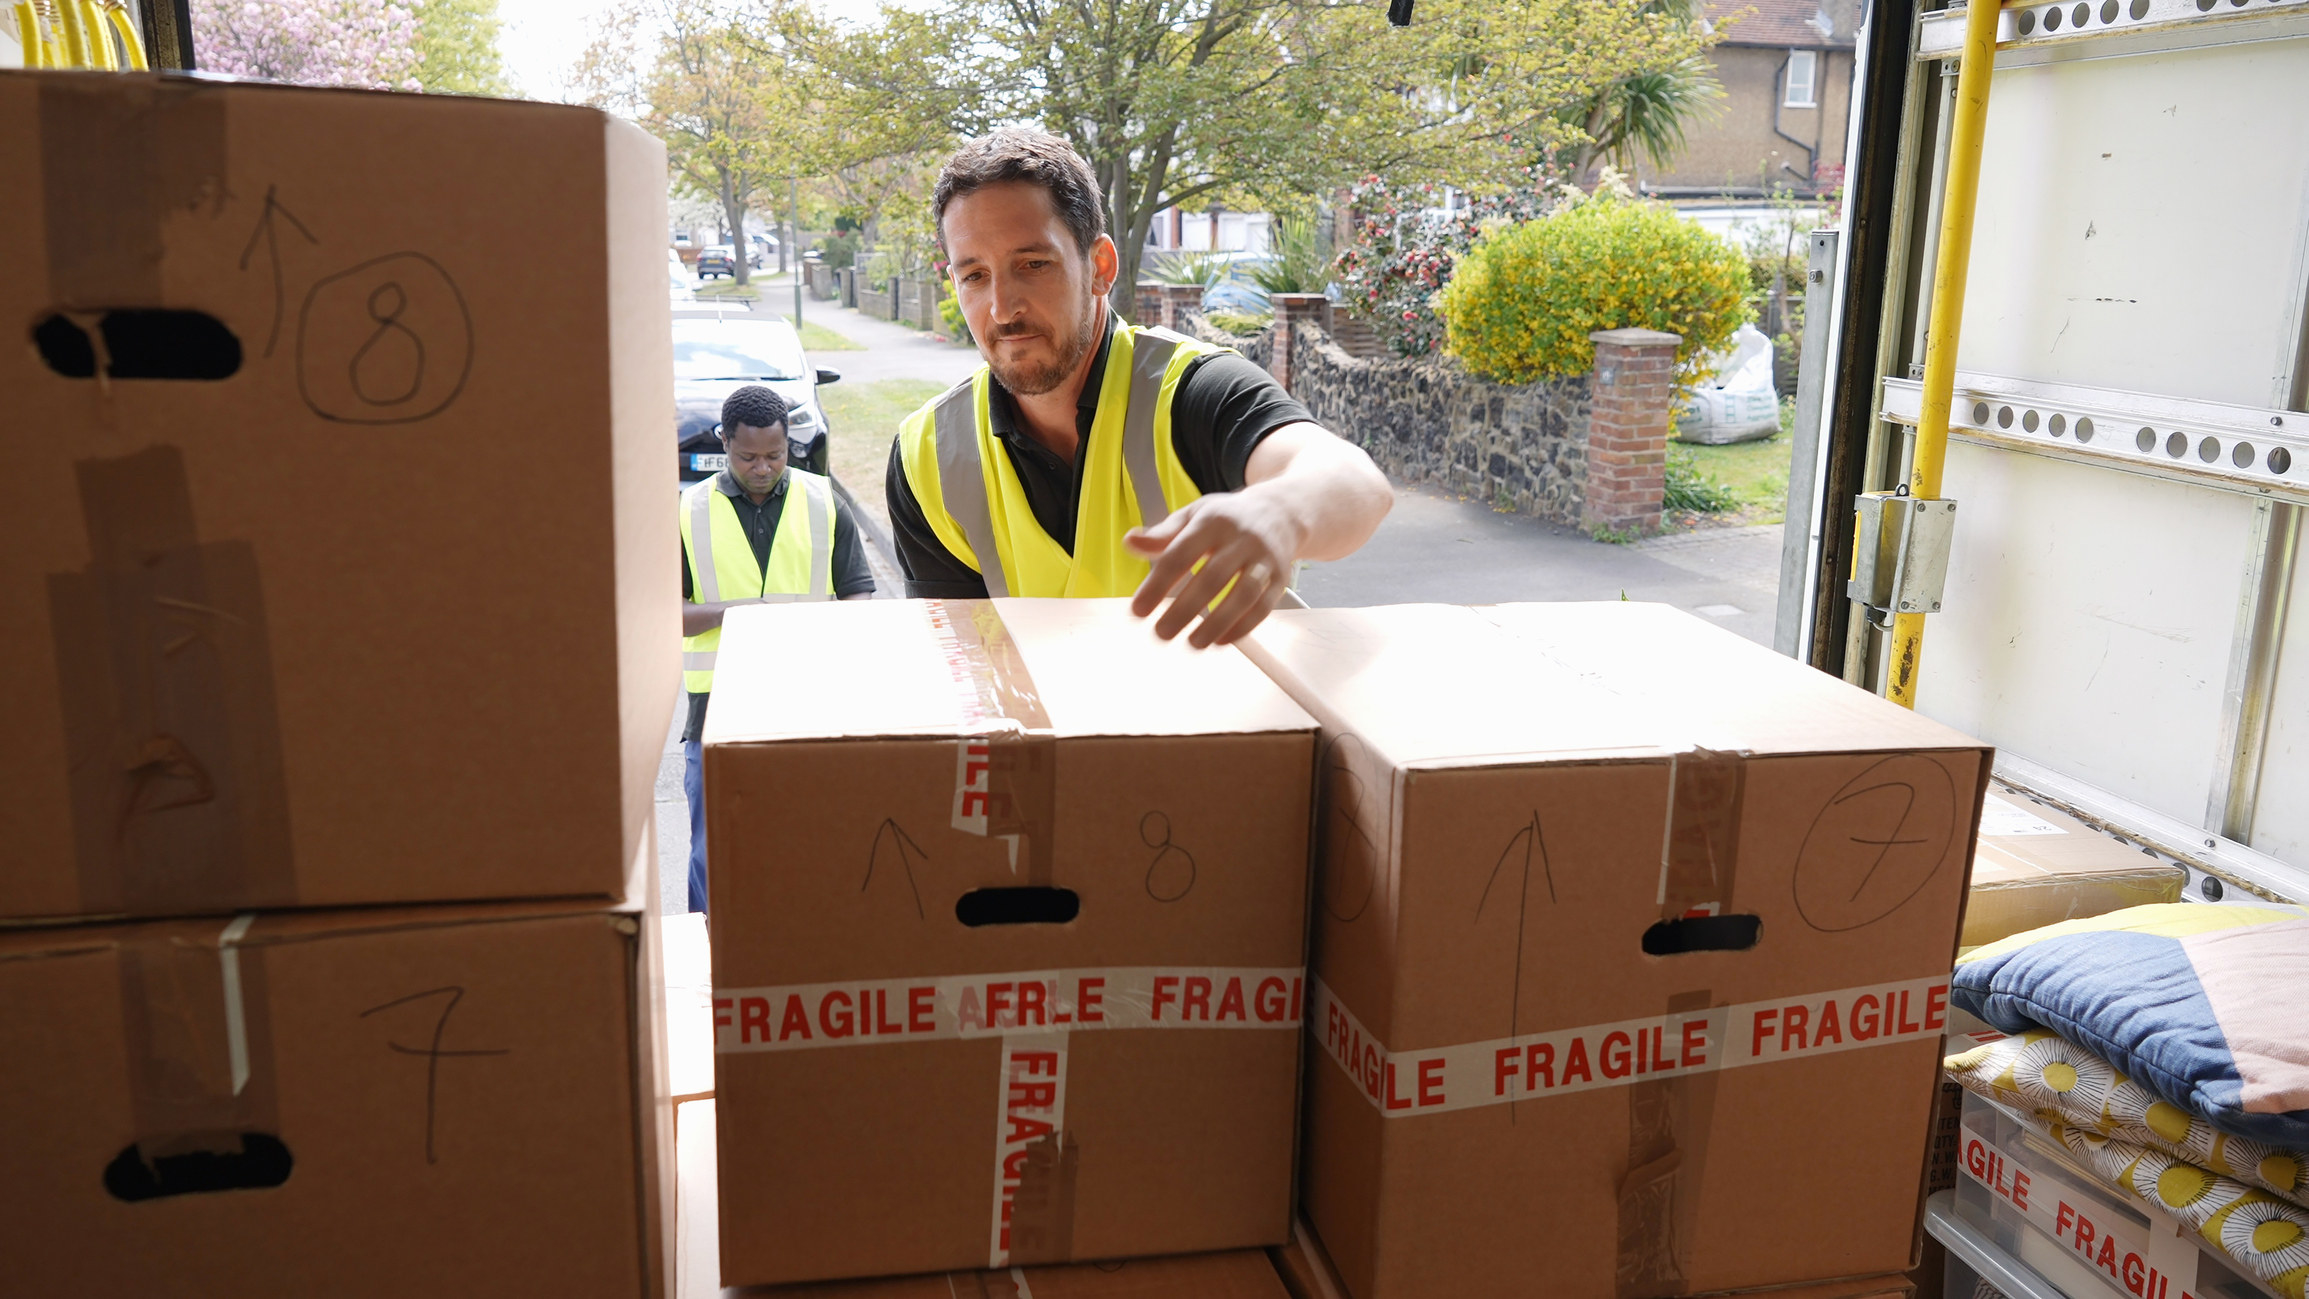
<box><xmin>1271</xmin><ymin>1213</ymin><xmax>1915</xmax><ymax>1299</ymax></box>
<box><xmin>1961</xmin><ymin>788</ymin><xmax>2184</xmax><ymax>948</ymax></box>
<box><xmin>681</xmin><ymin>1098</ymin><xmax>1289</xmax><ymax>1298</ymax></box>
<box><xmin>0</xmin><ymin>72</ymin><xmax>678</xmax><ymax>921</ymax></box>
<box><xmin>1241</xmin><ymin>602</ymin><xmax>1994</xmax><ymax>1299</ymax></box>
<box><xmin>703</xmin><ymin>598</ymin><xmax>1318</xmax><ymax>1286</ymax></box>
<box><xmin>0</xmin><ymin>891</ymin><xmax>675</xmax><ymax>1296</ymax></box>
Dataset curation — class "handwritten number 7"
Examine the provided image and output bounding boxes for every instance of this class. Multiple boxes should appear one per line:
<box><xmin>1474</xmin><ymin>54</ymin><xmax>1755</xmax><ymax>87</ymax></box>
<box><xmin>358</xmin><ymin>986</ymin><xmax>510</xmax><ymax>1165</ymax></box>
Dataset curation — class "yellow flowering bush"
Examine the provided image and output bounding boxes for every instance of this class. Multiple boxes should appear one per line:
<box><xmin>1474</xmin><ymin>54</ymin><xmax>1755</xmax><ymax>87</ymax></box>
<box><xmin>1440</xmin><ymin>195</ymin><xmax>1752</xmax><ymax>387</ymax></box>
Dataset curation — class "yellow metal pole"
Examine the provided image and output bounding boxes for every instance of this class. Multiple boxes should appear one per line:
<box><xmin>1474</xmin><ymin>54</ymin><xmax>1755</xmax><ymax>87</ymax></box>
<box><xmin>1887</xmin><ymin>0</ymin><xmax>2004</xmax><ymax>709</ymax></box>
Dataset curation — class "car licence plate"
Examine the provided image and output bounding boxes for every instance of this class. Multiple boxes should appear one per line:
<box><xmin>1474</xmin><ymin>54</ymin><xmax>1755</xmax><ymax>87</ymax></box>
<box><xmin>690</xmin><ymin>453</ymin><xmax>727</xmax><ymax>471</ymax></box>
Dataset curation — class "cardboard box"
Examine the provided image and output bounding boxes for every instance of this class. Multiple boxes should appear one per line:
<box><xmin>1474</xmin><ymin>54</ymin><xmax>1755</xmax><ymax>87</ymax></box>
<box><xmin>1240</xmin><ymin>602</ymin><xmax>1994</xmax><ymax>1299</ymax></box>
<box><xmin>680</xmin><ymin>1098</ymin><xmax>1289</xmax><ymax>1298</ymax></box>
<box><xmin>703</xmin><ymin>598</ymin><xmax>1318</xmax><ymax>1285</ymax></box>
<box><xmin>1271</xmin><ymin>1214</ymin><xmax>1915</xmax><ymax>1299</ymax></box>
<box><xmin>0</xmin><ymin>889</ymin><xmax>676</xmax><ymax>1296</ymax></box>
<box><xmin>0</xmin><ymin>72</ymin><xmax>678</xmax><ymax>920</ymax></box>
<box><xmin>1961</xmin><ymin>789</ymin><xmax>2184</xmax><ymax>949</ymax></box>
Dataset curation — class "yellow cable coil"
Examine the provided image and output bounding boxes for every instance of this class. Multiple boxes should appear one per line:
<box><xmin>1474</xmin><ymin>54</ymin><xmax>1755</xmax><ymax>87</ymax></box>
<box><xmin>1887</xmin><ymin>0</ymin><xmax>2004</xmax><ymax>709</ymax></box>
<box><xmin>12</xmin><ymin>0</ymin><xmax>145</xmax><ymax>69</ymax></box>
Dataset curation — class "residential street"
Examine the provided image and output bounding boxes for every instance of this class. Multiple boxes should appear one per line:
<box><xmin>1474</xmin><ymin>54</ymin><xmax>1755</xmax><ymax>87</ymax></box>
<box><xmin>657</xmin><ymin>274</ymin><xmax>1788</xmax><ymax>913</ymax></box>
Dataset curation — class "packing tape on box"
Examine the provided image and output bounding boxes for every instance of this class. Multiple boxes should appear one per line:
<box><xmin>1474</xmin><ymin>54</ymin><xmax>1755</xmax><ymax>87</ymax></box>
<box><xmin>106</xmin><ymin>913</ymin><xmax>289</xmax><ymax>1199</ymax></box>
<box><xmin>39</xmin><ymin>75</ymin><xmax>228</xmax><ymax>307</ymax></box>
<box><xmin>1625</xmin><ymin>748</ymin><xmax>1745</xmax><ymax>1296</ymax></box>
<box><xmin>715</xmin><ymin>963</ymin><xmax>1305</xmax><ymax>1268</ymax></box>
<box><xmin>929</xmin><ymin>600</ymin><xmax>1058</xmax><ymax>886</ymax></box>
<box><xmin>49</xmin><ymin>446</ymin><xmax>297</xmax><ymax>915</ymax></box>
<box><xmin>1309</xmin><ymin>972</ymin><xmax>1949</xmax><ymax>1119</ymax></box>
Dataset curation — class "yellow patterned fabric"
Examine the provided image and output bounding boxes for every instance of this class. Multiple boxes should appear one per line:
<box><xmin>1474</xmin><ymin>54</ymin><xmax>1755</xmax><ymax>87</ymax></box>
<box><xmin>1950</xmin><ymin>1029</ymin><xmax>2309</xmax><ymax>1210</ymax></box>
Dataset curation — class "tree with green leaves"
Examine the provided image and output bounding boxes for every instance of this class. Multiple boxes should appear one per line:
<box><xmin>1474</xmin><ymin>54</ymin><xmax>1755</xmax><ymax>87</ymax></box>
<box><xmin>1556</xmin><ymin>0</ymin><xmax>1723</xmax><ymax>178</ymax></box>
<box><xmin>410</xmin><ymin>0</ymin><xmax>509</xmax><ymax>96</ymax></box>
<box><xmin>781</xmin><ymin>0</ymin><xmax>1714</xmax><ymax>317</ymax></box>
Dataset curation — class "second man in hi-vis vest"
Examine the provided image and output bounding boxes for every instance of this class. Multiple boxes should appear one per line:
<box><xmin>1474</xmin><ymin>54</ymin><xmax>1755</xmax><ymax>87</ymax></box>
<box><xmin>682</xmin><ymin>385</ymin><xmax>875</xmax><ymax>913</ymax></box>
<box><xmin>886</xmin><ymin>129</ymin><xmax>1392</xmax><ymax>647</ymax></box>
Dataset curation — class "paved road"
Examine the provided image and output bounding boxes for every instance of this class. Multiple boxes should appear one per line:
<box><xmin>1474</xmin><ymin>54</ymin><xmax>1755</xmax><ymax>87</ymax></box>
<box><xmin>654</xmin><ymin>277</ymin><xmax>1791</xmax><ymax>914</ymax></box>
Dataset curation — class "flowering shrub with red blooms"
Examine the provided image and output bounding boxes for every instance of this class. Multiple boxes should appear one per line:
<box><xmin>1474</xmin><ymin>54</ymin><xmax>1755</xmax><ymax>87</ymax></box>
<box><xmin>1332</xmin><ymin>158</ymin><xmax>1562</xmax><ymax>359</ymax></box>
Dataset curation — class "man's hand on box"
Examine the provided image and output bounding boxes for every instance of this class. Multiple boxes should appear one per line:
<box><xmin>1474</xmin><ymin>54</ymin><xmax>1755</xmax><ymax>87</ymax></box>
<box><xmin>1124</xmin><ymin>491</ymin><xmax>1302</xmax><ymax>649</ymax></box>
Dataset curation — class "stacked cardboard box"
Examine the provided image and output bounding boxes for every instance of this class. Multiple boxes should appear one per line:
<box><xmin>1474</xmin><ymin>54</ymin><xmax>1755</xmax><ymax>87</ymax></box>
<box><xmin>1</xmin><ymin>71</ymin><xmax>681</xmax><ymax>1295</ymax></box>
<box><xmin>1242</xmin><ymin>602</ymin><xmax>1993</xmax><ymax>1298</ymax></box>
<box><xmin>700</xmin><ymin>598</ymin><xmax>1319</xmax><ymax>1286</ymax></box>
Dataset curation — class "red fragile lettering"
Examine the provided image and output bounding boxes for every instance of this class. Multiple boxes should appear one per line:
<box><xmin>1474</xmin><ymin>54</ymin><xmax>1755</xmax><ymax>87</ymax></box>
<box><xmin>1255</xmin><ymin>978</ymin><xmax>1290</xmax><ymax>1022</ymax></box>
<box><xmin>1561</xmin><ymin>1036</ymin><xmax>1593</xmax><ymax>1086</ymax></box>
<box><xmin>1752</xmin><ymin>1008</ymin><xmax>1778</xmax><ymax>1057</ymax></box>
<box><xmin>986</xmin><ymin>982</ymin><xmax>1014</xmax><ymax>1027</ymax></box>
<box><xmin>910</xmin><ymin>986</ymin><xmax>936</xmax><ymax>1032</ymax></box>
<box><xmin>1417</xmin><ymin>1057</ymin><xmax>1445</xmax><ymax>1107</ymax></box>
<box><xmin>821</xmin><ymin>990</ymin><xmax>856</xmax><ymax>1038</ymax></box>
<box><xmin>1813</xmin><ymin>999</ymin><xmax>1844</xmax><ymax>1047</ymax></box>
<box><xmin>1896</xmin><ymin>990</ymin><xmax>1921</xmax><ymax>1036</ymax></box>
<box><xmin>1384</xmin><ymin>1061</ymin><xmax>1412</xmax><ymax>1111</ymax></box>
<box><xmin>1601</xmin><ymin>1031</ymin><xmax>1634</xmax><ymax>1080</ymax></box>
<box><xmin>740</xmin><ymin>996</ymin><xmax>772</xmax><ymax>1044</ymax></box>
<box><xmin>1290</xmin><ymin>978</ymin><xmax>1303</xmax><ymax>1022</ymax></box>
<box><xmin>1925</xmin><ymin>984</ymin><xmax>1948</xmax><ymax>1030</ymax></box>
<box><xmin>1183</xmin><ymin>976</ymin><xmax>1213</xmax><ymax>1020</ymax></box>
<box><xmin>1016</xmin><ymin>980</ymin><xmax>1047</xmax><ymax>1026</ymax></box>
<box><xmin>1781</xmin><ymin>1004</ymin><xmax>1810</xmax><ymax>1052</ymax></box>
<box><xmin>1216</xmin><ymin>978</ymin><xmax>1247</xmax><ymax>1022</ymax></box>
<box><xmin>1681</xmin><ymin>1018</ymin><xmax>1709</xmax><ymax>1067</ymax></box>
<box><xmin>873</xmin><ymin>989</ymin><xmax>903</xmax><ymax>1035</ymax></box>
<box><xmin>1851</xmin><ymin>994</ymin><xmax>1881</xmax><ymax>1040</ymax></box>
<box><xmin>1151</xmin><ymin>976</ymin><xmax>1179</xmax><ymax>1021</ymax></box>
<box><xmin>780</xmin><ymin>994</ymin><xmax>813</xmax><ymax>1041</ymax></box>
<box><xmin>1077</xmin><ymin>977</ymin><xmax>1104</xmax><ymax>1022</ymax></box>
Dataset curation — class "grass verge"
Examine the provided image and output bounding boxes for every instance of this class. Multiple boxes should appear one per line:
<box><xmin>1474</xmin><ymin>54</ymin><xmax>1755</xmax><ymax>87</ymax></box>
<box><xmin>819</xmin><ymin>378</ymin><xmax>949</xmax><ymax>533</ymax></box>
<box><xmin>1669</xmin><ymin>427</ymin><xmax>1794</xmax><ymax>526</ymax></box>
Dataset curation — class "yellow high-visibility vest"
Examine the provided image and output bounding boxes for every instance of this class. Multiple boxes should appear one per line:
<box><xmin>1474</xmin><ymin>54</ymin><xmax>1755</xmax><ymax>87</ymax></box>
<box><xmin>681</xmin><ymin>468</ymin><xmax>835</xmax><ymax>693</ymax></box>
<box><xmin>896</xmin><ymin>323</ymin><xmax>1224</xmax><ymax>597</ymax></box>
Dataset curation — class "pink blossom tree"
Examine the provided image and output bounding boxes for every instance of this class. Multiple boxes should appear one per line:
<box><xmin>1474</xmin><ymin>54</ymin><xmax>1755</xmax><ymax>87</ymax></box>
<box><xmin>191</xmin><ymin>0</ymin><xmax>423</xmax><ymax>91</ymax></box>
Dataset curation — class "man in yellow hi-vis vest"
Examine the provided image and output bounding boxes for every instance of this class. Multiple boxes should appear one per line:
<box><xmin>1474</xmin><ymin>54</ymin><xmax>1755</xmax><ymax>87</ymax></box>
<box><xmin>886</xmin><ymin>129</ymin><xmax>1391</xmax><ymax>647</ymax></box>
<box><xmin>682</xmin><ymin>385</ymin><xmax>875</xmax><ymax>912</ymax></box>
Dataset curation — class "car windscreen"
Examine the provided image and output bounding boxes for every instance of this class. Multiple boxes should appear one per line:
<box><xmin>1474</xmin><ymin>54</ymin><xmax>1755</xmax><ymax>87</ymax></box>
<box><xmin>672</xmin><ymin>323</ymin><xmax>805</xmax><ymax>381</ymax></box>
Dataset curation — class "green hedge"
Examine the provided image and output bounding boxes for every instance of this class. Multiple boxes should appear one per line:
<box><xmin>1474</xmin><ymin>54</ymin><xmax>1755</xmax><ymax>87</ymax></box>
<box><xmin>1439</xmin><ymin>196</ymin><xmax>1751</xmax><ymax>386</ymax></box>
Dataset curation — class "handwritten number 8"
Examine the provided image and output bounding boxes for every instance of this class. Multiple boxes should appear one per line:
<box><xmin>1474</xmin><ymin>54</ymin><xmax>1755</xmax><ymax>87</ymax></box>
<box><xmin>1141</xmin><ymin>811</ymin><xmax>1197</xmax><ymax>902</ymax></box>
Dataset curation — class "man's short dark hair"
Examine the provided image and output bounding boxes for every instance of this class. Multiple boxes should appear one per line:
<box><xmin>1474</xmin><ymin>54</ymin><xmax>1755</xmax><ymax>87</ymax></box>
<box><xmin>720</xmin><ymin>385</ymin><xmax>789</xmax><ymax>438</ymax></box>
<box><xmin>932</xmin><ymin>128</ymin><xmax>1106</xmax><ymax>256</ymax></box>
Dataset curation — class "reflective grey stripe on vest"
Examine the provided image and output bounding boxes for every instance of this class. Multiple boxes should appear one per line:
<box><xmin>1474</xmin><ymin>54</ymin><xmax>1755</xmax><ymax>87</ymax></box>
<box><xmin>687</xmin><ymin>485</ymin><xmax>722</xmax><ymax>603</ymax></box>
<box><xmin>932</xmin><ymin>383</ymin><xmax>1010</xmax><ymax>596</ymax></box>
<box><xmin>1121</xmin><ymin>329</ymin><xmax>1183</xmax><ymax>530</ymax></box>
<box><xmin>684</xmin><ymin>650</ymin><xmax>717</xmax><ymax>671</ymax></box>
<box><xmin>801</xmin><ymin>474</ymin><xmax>833</xmax><ymax>597</ymax></box>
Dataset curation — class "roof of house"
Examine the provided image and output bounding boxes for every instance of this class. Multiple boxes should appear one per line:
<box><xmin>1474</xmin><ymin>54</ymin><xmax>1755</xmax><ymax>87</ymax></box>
<box><xmin>1707</xmin><ymin>0</ymin><xmax>1856</xmax><ymax>48</ymax></box>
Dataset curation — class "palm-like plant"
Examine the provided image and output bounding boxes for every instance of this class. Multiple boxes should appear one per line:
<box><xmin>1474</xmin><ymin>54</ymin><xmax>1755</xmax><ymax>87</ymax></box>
<box><xmin>1249</xmin><ymin>212</ymin><xmax>1330</xmax><ymax>296</ymax></box>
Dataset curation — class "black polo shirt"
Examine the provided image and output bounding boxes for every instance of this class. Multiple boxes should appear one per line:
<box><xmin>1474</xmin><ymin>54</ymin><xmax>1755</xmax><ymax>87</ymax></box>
<box><xmin>883</xmin><ymin>312</ymin><xmax>1312</xmax><ymax>596</ymax></box>
<box><xmin>682</xmin><ymin>468</ymin><xmax>875</xmax><ymax>741</ymax></box>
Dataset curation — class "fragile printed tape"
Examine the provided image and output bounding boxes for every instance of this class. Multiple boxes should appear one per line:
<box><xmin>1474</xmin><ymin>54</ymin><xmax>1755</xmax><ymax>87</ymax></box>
<box><xmin>1311</xmin><ymin>973</ymin><xmax>1949</xmax><ymax>1118</ymax></box>
<box><xmin>929</xmin><ymin>600</ymin><xmax>1057</xmax><ymax>882</ymax></box>
<box><xmin>713</xmin><ymin>965</ymin><xmax>1306</xmax><ymax>1054</ymax></box>
<box><xmin>990</xmin><ymin>1033</ymin><xmax>1072</xmax><ymax>1268</ymax></box>
<box><xmin>1960</xmin><ymin>1120</ymin><xmax>2208</xmax><ymax>1299</ymax></box>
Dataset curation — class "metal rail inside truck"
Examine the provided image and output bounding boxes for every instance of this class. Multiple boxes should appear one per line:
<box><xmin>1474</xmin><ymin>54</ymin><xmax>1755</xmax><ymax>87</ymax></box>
<box><xmin>1779</xmin><ymin>0</ymin><xmax>2309</xmax><ymax>914</ymax></box>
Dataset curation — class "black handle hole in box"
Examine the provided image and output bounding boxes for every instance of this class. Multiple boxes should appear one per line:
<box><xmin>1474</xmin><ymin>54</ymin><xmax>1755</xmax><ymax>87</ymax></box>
<box><xmin>1642</xmin><ymin>913</ymin><xmax>1762</xmax><ymax>956</ymax></box>
<box><xmin>103</xmin><ymin>1133</ymin><xmax>293</xmax><ymax>1202</ymax></box>
<box><xmin>956</xmin><ymin>887</ymin><xmax>1080</xmax><ymax>927</ymax></box>
<box><xmin>35</xmin><ymin>311</ymin><xmax>242</xmax><ymax>380</ymax></box>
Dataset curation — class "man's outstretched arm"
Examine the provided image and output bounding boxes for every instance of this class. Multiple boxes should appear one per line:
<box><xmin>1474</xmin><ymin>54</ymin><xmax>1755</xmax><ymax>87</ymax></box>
<box><xmin>1125</xmin><ymin>421</ymin><xmax>1391</xmax><ymax>648</ymax></box>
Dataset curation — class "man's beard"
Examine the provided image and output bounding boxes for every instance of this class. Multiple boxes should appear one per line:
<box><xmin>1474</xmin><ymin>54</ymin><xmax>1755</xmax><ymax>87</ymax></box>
<box><xmin>985</xmin><ymin>297</ymin><xmax>1101</xmax><ymax>397</ymax></box>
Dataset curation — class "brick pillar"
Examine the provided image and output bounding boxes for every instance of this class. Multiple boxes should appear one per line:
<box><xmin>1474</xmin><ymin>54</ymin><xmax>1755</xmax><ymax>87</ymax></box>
<box><xmin>1583</xmin><ymin>328</ymin><xmax>1681</xmax><ymax>536</ymax></box>
<box><xmin>1132</xmin><ymin>281</ymin><xmax>1165</xmax><ymax>328</ymax></box>
<box><xmin>1270</xmin><ymin>293</ymin><xmax>1329</xmax><ymax>394</ymax></box>
<box><xmin>1161</xmin><ymin>283</ymin><xmax>1203</xmax><ymax>328</ymax></box>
